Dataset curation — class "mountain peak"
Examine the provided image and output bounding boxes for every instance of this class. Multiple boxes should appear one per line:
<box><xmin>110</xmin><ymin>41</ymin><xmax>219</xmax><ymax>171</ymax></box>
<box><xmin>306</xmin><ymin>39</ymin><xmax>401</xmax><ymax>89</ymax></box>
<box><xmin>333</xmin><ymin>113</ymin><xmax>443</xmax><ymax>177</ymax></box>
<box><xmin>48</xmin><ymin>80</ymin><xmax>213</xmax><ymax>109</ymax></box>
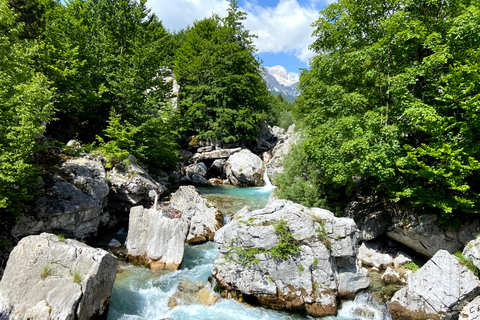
<box><xmin>264</xmin><ymin>65</ymin><xmax>297</xmax><ymax>87</ymax></box>
<box><xmin>262</xmin><ymin>65</ymin><xmax>299</xmax><ymax>99</ymax></box>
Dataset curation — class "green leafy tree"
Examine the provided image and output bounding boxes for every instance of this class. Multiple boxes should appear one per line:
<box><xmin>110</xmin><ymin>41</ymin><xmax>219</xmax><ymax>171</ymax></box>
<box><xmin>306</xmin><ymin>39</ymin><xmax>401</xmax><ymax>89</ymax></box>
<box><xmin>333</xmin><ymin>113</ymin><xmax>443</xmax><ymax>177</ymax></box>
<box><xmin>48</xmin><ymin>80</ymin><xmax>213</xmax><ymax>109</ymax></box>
<box><xmin>0</xmin><ymin>0</ymin><xmax>54</xmax><ymax>218</ymax></box>
<box><xmin>174</xmin><ymin>0</ymin><xmax>269</xmax><ymax>143</ymax></box>
<box><xmin>278</xmin><ymin>0</ymin><xmax>480</xmax><ymax>222</ymax></box>
<box><xmin>39</xmin><ymin>0</ymin><xmax>175</xmax><ymax>142</ymax></box>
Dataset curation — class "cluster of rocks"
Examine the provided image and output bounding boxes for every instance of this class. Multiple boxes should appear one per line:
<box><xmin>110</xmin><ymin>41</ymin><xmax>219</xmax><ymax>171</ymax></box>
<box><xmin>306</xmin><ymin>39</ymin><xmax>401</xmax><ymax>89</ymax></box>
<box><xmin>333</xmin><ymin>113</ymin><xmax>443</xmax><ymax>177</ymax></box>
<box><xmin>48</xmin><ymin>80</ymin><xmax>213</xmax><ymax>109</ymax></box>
<box><xmin>125</xmin><ymin>186</ymin><xmax>223</xmax><ymax>270</ymax></box>
<box><xmin>176</xmin><ymin>123</ymin><xmax>296</xmax><ymax>187</ymax></box>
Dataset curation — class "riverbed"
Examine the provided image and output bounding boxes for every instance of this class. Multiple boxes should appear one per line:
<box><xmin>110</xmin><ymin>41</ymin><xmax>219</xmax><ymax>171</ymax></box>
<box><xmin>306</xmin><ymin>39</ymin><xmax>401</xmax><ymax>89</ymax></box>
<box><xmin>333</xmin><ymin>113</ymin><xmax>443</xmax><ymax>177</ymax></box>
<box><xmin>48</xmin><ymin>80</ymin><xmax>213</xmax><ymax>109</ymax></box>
<box><xmin>106</xmin><ymin>185</ymin><xmax>391</xmax><ymax>320</ymax></box>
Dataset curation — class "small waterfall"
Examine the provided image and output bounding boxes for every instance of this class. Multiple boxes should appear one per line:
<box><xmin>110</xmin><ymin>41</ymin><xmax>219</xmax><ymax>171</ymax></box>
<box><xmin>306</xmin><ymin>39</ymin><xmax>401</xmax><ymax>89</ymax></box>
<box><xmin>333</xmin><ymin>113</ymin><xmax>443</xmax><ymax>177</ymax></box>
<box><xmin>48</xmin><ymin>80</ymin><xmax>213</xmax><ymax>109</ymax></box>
<box><xmin>263</xmin><ymin>165</ymin><xmax>275</xmax><ymax>190</ymax></box>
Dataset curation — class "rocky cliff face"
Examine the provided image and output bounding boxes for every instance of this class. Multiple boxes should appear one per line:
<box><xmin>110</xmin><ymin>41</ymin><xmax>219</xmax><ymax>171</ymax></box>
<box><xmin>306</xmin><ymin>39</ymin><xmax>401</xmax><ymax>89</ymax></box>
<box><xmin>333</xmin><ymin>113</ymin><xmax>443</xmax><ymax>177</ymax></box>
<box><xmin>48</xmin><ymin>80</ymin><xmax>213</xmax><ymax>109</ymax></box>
<box><xmin>12</xmin><ymin>157</ymin><xmax>109</xmax><ymax>240</ymax></box>
<box><xmin>212</xmin><ymin>199</ymin><xmax>370</xmax><ymax>317</ymax></box>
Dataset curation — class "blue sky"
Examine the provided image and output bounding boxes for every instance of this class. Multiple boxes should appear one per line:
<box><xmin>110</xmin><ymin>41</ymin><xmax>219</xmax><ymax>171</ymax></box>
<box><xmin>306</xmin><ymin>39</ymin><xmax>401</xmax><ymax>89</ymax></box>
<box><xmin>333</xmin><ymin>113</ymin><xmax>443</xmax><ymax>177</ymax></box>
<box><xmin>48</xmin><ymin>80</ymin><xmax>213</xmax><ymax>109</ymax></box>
<box><xmin>147</xmin><ymin>0</ymin><xmax>334</xmax><ymax>80</ymax></box>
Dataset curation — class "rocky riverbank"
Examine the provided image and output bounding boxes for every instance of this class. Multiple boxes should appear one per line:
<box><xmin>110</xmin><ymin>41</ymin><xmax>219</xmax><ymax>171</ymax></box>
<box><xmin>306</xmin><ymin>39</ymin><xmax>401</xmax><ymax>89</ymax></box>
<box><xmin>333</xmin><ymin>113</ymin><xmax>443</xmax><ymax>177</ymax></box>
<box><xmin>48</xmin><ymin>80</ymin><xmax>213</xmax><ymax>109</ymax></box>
<box><xmin>2</xmin><ymin>123</ymin><xmax>480</xmax><ymax>320</ymax></box>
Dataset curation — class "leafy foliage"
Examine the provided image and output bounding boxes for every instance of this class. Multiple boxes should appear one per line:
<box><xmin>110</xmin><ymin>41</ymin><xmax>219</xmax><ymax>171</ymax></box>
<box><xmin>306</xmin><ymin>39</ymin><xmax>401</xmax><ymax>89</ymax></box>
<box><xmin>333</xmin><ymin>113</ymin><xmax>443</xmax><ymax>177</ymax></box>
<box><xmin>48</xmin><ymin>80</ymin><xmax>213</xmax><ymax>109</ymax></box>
<box><xmin>277</xmin><ymin>0</ymin><xmax>480</xmax><ymax>222</ymax></box>
<box><xmin>174</xmin><ymin>0</ymin><xmax>269</xmax><ymax>143</ymax></box>
<box><xmin>0</xmin><ymin>0</ymin><xmax>54</xmax><ymax>218</ymax></box>
<box><xmin>266</xmin><ymin>94</ymin><xmax>295</xmax><ymax>129</ymax></box>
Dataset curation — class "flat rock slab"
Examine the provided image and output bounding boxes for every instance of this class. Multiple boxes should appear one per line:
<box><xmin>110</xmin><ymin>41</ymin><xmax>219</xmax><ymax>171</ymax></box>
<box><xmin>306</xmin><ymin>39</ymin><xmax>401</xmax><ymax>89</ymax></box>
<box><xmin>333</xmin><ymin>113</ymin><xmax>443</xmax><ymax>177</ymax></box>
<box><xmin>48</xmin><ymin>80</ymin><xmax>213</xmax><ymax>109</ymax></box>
<box><xmin>0</xmin><ymin>233</ymin><xmax>117</xmax><ymax>320</ymax></box>
<box><xmin>389</xmin><ymin>250</ymin><xmax>480</xmax><ymax>320</ymax></box>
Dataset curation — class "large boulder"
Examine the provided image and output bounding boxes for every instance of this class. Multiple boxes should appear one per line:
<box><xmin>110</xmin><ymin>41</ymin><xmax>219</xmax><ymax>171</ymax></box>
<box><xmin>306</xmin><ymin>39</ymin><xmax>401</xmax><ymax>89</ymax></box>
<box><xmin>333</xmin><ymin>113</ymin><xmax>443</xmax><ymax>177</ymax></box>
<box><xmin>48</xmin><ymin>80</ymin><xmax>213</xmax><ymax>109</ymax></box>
<box><xmin>387</xmin><ymin>214</ymin><xmax>480</xmax><ymax>258</ymax></box>
<box><xmin>125</xmin><ymin>206</ymin><xmax>189</xmax><ymax>270</ymax></box>
<box><xmin>108</xmin><ymin>155</ymin><xmax>166</xmax><ymax>205</ymax></box>
<box><xmin>12</xmin><ymin>157</ymin><xmax>109</xmax><ymax>240</ymax></box>
<box><xmin>184</xmin><ymin>162</ymin><xmax>208</xmax><ymax>178</ymax></box>
<box><xmin>170</xmin><ymin>186</ymin><xmax>223</xmax><ymax>244</ymax></box>
<box><xmin>0</xmin><ymin>233</ymin><xmax>117</xmax><ymax>320</ymax></box>
<box><xmin>389</xmin><ymin>250</ymin><xmax>480</xmax><ymax>320</ymax></box>
<box><xmin>225</xmin><ymin>149</ymin><xmax>265</xmax><ymax>186</ymax></box>
<box><xmin>212</xmin><ymin>200</ymin><xmax>370</xmax><ymax>317</ymax></box>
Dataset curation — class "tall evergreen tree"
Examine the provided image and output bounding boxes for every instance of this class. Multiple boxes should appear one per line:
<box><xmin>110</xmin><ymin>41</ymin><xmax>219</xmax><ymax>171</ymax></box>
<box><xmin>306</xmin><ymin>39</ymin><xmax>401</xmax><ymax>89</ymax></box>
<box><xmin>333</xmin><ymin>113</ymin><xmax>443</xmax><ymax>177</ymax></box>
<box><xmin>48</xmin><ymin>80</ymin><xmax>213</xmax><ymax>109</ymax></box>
<box><xmin>174</xmin><ymin>0</ymin><xmax>269</xmax><ymax>143</ymax></box>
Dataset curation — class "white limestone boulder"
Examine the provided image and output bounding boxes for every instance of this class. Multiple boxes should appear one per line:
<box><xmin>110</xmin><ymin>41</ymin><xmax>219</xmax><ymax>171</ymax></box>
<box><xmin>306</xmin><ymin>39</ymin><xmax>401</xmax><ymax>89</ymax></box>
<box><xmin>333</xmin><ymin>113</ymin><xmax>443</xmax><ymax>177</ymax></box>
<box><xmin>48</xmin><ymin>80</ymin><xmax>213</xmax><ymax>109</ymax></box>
<box><xmin>0</xmin><ymin>233</ymin><xmax>117</xmax><ymax>320</ymax></box>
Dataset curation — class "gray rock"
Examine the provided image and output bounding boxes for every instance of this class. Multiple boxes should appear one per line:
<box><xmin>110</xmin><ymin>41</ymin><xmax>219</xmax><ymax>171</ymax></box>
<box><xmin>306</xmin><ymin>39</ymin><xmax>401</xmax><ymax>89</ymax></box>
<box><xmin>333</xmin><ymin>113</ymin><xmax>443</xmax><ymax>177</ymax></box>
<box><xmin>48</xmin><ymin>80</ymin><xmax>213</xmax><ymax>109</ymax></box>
<box><xmin>170</xmin><ymin>186</ymin><xmax>222</xmax><ymax>244</ymax></box>
<box><xmin>343</xmin><ymin>194</ymin><xmax>393</xmax><ymax>241</ymax></box>
<box><xmin>184</xmin><ymin>162</ymin><xmax>208</xmax><ymax>178</ymax></box>
<box><xmin>460</xmin><ymin>296</ymin><xmax>480</xmax><ymax>320</ymax></box>
<box><xmin>210</xmin><ymin>159</ymin><xmax>226</xmax><ymax>178</ymax></box>
<box><xmin>387</xmin><ymin>215</ymin><xmax>464</xmax><ymax>258</ymax></box>
<box><xmin>108</xmin><ymin>155</ymin><xmax>166</xmax><ymax>205</ymax></box>
<box><xmin>197</xmin><ymin>146</ymin><xmax>214</xmax><ymax>153</ymax></box>
<box><xmin>168</xmin><ymin>280</ymin><xmax>219</xmax><ymax>308</ymax></box>
<box><xmin>0</xmin><ymin>233</ymin><xmax>117</xmax><ymax>320</ymax></box>
<box><xmin>463</xmin><ymin>237</ymin><xmax>480</xmax><ymax>271</ymax></box>
<box><xmin>125</xmin><ymin>206</ymin><xmax>189</xmax><ymax>270</ymax></box>
<box><xmin>108</xmin><ymin>239</ymin><xmax>122</xmax><ymax>249</ymax></box>
<box><xmin>271</xmin><ymin>126</ymin><xmax>286</xmax><ymax>137</ymax></box>
<box><xmin>225</xmin><ymin>149</ymin><xmax>265</xmax><ymax>186</ymax></box>
<box><xmin>358</xmin><ymin>241</ymin><xmax>412</xmax><ymax>269</ymax></box>
<box><xmin>389</xmin><ymin>250</ymin><xmax>480</xmax><ymax>320</ymax></box>
<box><xmin>212</xmin><ymin>199</ymin><xmax>369</xmax><ymax>317</ymax></box>
<box><xmin>191</xmin><ymin>174</ymin><xmax>211</xmax><ymax>186</ymax></box>
<box><xmin>191</xmin><ymin>148</ymin><xmax>242</xmax><ymax>163</ymax></box>
<box><xmin>266</xmin><ymin>124</ymin><xmax>299</xmax><ymax>179</ymax></box>
<box><xmin>381</xmin><ymin>267</ymin><xmax>406</xmax><ymax>285</ymax></box>
<box><xmin>12</xmin><ymin>157</ymin><xmax>109</xmax><ymax>240</ymax></box>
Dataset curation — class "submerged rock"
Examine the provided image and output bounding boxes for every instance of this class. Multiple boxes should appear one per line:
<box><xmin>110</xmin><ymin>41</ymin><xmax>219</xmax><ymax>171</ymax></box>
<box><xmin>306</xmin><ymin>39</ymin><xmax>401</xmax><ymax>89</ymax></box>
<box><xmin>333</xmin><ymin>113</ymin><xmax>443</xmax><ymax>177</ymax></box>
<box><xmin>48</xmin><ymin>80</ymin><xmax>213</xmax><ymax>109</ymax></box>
<box><xmin>389</xmin><ymin>250</ymin><xmax>480</xmax><ymax>320</ymax></box>
<box><xmin>170</xmin><ymin>186</ymin><xmax>223</xmax><ymax>244</ymax></box>
<box><xmin>168</xmin><ymin>280</ymin><xmax>219</xmax><ymax>308</ymax></box>
<box><xmin>225</xmin><ymin>149</ymin><xmax>265</xmax><ymax>186</ymax></box>
<box><xmin>0</xmin><ymin>233</ymin><xmax>117</xmax><ymax>320</ymax></box>
<box><xmin>212</xmin><ymin>199</ymin><xmax>370</xmax><ymax>317</ymax></box>
<box><xmin>125</xmin><ymin>206</ymin><xmax>189</xmax><ymax>270</ymax></box>
<box><xmin>12</xmin><ymin>156</ymin><xmax>109</xmax><ymax>240</ymax></box>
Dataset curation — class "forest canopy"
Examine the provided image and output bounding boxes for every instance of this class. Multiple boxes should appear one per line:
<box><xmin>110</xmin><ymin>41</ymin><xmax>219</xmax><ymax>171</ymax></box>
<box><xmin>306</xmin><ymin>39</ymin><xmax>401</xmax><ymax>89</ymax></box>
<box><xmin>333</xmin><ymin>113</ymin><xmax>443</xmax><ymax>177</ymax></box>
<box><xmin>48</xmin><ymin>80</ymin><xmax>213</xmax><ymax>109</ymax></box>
<box><xmin>0</xmin><ymin>0</ymin><xmax>272</xmax><ymax>220</ymax></box>
<box><xmin>276</xmin><ymin>0</ymin><xmax>480</xmax><ymax>223</ymax></box>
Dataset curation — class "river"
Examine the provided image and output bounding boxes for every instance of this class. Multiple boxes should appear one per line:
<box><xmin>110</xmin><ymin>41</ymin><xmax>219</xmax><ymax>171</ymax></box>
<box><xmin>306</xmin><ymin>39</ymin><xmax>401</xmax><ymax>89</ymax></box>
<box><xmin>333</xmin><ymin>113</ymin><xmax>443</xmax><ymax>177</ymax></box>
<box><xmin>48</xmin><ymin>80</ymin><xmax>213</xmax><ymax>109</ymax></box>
<box><xmin>106</xmin><ymin>185</ymin><xmax>391</xmax><ymax>320</ymax></box>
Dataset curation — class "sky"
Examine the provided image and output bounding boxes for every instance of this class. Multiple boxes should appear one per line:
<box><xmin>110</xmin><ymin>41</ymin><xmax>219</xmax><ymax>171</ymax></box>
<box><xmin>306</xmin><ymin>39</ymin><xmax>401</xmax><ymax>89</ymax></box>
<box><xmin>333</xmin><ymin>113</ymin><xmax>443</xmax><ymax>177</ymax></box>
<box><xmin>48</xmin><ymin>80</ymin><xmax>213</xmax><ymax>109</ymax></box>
<box><xmin>146</xmin><ymin>0</ymin><xmax>335</xmax><ymax>81</ymax></box>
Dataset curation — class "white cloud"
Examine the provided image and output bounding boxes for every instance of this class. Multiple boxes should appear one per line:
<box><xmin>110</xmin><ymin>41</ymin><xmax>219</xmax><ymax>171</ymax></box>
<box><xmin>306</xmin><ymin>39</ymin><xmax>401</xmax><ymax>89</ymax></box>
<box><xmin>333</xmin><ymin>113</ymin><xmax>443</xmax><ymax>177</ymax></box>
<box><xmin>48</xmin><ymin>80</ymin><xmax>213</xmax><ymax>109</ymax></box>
<box><xmin>289</xmin><ymin>71</ymin><xmax>300</xmax><ymax>82</ymax></box>
<box><xmin>147</xmin><ymin>0</ymin><xmax>324</xmax><ymax>64</ymax></box>
<box><xmin>242</xmin><ymin>0</ymin><xmax>320</xmax><ymax>64</ymax></box>
<box><xmin>147</xmin><ymin>0</ymin><xmax>229</xmax><ymax>32</ymax></box>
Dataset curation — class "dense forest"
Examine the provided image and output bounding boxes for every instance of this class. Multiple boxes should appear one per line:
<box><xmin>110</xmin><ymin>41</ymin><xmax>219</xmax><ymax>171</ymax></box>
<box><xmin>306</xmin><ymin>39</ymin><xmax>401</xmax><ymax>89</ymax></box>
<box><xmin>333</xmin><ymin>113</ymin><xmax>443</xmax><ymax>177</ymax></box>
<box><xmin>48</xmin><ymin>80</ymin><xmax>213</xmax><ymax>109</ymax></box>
<box><xmin>0</xmin><ymin>0</ymin><xmax>292</xmax><ymax>221</ymax></box>
<box><xmin>1</xmin><ymin>0</ymin><xmax>479</xmax><ymax>228</ymax></box>
<box><xmin>275</xmin><ymin>0</ymin><xmax>480</xmax><ymax>225</ymax></box>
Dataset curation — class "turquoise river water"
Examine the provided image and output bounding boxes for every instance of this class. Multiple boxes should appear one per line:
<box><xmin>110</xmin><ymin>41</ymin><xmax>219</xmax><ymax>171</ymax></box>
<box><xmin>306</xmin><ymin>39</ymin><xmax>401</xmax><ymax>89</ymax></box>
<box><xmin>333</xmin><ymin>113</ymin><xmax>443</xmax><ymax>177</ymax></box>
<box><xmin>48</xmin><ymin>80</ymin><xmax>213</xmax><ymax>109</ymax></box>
<box><xmin>106</xmin><ymin>185</ymin><xmax>391</xmax><ymax>320</ymax></box>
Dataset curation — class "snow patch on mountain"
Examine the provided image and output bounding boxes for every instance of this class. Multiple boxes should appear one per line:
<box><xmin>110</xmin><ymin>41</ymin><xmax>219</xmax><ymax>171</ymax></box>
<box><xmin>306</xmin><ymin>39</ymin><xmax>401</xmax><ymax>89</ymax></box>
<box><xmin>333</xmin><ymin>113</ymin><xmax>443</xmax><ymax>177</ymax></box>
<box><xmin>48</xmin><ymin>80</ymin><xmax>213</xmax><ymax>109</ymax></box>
<box><xmin>262</xmin><ymin>65</ymin><xmax>299</xmax><ymax>99</ymax></box>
